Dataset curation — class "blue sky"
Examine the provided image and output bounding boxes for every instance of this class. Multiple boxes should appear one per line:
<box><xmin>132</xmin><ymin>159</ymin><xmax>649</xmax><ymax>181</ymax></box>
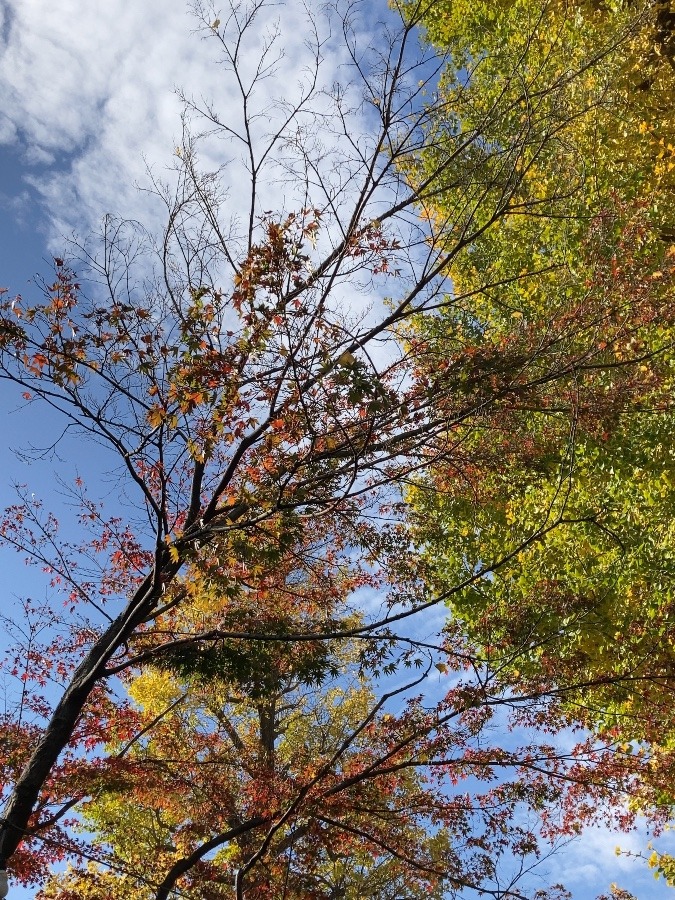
<box><xmin>1</xmin><ymin>1</ymin><xmax>674</xmax><ymax>898</ymax></box>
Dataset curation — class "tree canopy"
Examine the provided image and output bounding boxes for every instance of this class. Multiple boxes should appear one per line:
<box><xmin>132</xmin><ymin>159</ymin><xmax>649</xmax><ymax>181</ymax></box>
<box><xmin>1</xmin><ymin>0</ymin><xmax>675</xmax><ymax>896</ymax></box>
<box><xmin>407</xmin><ymin>0</ymin><xmax>675</xmax><ymax>882</ymax></box>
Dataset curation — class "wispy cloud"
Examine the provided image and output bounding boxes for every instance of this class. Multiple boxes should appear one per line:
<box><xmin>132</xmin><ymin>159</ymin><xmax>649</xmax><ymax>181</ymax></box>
<box><xmin>0</xmin><ymin>0</ymin><xmax>357</xmax><ymax>244</ymax></box>
<box><xmin>546</xmin><ymin>820</ymin><xmax>675</xmax><ymax>899</ymax></box>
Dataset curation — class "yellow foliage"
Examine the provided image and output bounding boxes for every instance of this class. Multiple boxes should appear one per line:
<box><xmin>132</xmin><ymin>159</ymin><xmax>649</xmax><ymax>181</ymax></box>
<box><xmin>127</xmin><ymin>668</ymin><xmax>181</xmax><ymax>714</ymax></box>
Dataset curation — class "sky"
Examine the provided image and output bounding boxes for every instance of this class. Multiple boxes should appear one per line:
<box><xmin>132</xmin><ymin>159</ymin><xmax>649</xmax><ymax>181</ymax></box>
<box><xmin>0</xmin><ymin>1</ymin><xmax>674</xmax><ymax>898</ymax></box>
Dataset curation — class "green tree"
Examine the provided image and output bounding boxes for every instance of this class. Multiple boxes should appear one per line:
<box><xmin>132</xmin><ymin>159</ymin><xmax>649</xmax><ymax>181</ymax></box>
<box><xmin>406</xmin><ymin>0</ymin><xmax>675</xmax><ymax>361</ymax></box>
<box><xmin>406</xmin><ymin>0</ymin><xmax>675</xmax><ymax>851</ymax></box>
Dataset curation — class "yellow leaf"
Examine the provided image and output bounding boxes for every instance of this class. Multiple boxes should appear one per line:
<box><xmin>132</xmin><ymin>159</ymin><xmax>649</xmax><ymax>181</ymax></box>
<box><xmin>147</xmin><ymin>406</ymin><xmax>166</xmax><ymax>428</ymax></box>
<box><xmin>337</xmin><ymin>350</ymin><xmax>356</xmax><ymax>367</ymax></box>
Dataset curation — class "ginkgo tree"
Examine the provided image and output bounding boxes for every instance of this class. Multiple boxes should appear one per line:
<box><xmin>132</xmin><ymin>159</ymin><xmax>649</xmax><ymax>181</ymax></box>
<box><xmin>0</xmin><ymin>0</ymin><xmax>674</xmax><ymax>896</ymax></box>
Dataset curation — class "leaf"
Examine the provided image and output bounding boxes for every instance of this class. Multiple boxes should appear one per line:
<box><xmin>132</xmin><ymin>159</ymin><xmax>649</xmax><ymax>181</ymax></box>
<box><xmin>167</xmin><ymin>543</ymin><xmax>180</xmax><ymax>563</ymax></box>
<box><xmin>337</xmin><ymin>350</ymin><xmax>356</xmax><ymax>367</ymax></box>
<box><xmin>146</xmin><ymin>405</ymin><xmax>166</xmax><ymax>428</ymax></box>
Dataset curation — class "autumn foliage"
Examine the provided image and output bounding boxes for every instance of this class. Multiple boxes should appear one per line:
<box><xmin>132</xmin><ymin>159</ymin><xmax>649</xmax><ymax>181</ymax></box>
<box><xmin>0</xmin><ymin>0</ymin><xmax>674</xmax><ymax>897</ymax></box>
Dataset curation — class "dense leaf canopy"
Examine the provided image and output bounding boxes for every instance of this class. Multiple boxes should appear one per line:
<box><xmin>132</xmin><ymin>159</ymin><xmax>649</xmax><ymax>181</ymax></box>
<box><xmin>407</xmin><ymin>0</ymin><xmax>675</xmax><ymax>881</ymax></box>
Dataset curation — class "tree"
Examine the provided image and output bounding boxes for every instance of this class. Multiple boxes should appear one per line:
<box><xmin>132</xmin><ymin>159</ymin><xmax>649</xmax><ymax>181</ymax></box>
<box><xmin>414</xmin><ymin>0</ymin><xmax>675</xmax><ymax>221</ymax></box>
<box><xmin>406</xmin><ymin>0</ymin><xmax>675</xmax><ymax>717</ymax></box>
<box><xmin>28</xmin><ymin>570</ymin><xmax>508</xmax><ymax>900</ymax></box>
<box><xmin>35</xmin><ymin>579</ymin><xmax>456</xmax><ymax>900</ymax></box>
<box><xmin>404</xmin><ymin>0</ymin><xmax>675</xmax><ymax>869</ymax></box>
<box><xmin>405</xmin><ymin>0</ymin><xmax>675</xmax><ymax>375</ymax></box>
<box><xmin>406</xmin><ymin>197</ymin><xmax>675</xmax><ymax>885</ymax></box>
<box><xmin>29</xmin><ymin>563</ymin><xmax>660</xmax><ymax>900</ymax></box>
<box><xmin>0</xmin><ymin>0</ymin><xmax>672</xmax><ymax>895</ymax></box>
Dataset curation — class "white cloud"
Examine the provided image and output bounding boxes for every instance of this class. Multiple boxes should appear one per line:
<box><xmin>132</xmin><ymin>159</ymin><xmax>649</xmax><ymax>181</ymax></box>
<box><xmin>0</xmin><ymin>114</ymin><xmax>17</xmax><ymax>144</ymax></box>
<box><xmin>0</xmin><ymin>0</ymin><xmax>361</xmax><ymax>244</ymax></box>
<box><xmin>545</xmin><ymin>820</ymin><xmax>675</xmax><ymax>899</ymax></box>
